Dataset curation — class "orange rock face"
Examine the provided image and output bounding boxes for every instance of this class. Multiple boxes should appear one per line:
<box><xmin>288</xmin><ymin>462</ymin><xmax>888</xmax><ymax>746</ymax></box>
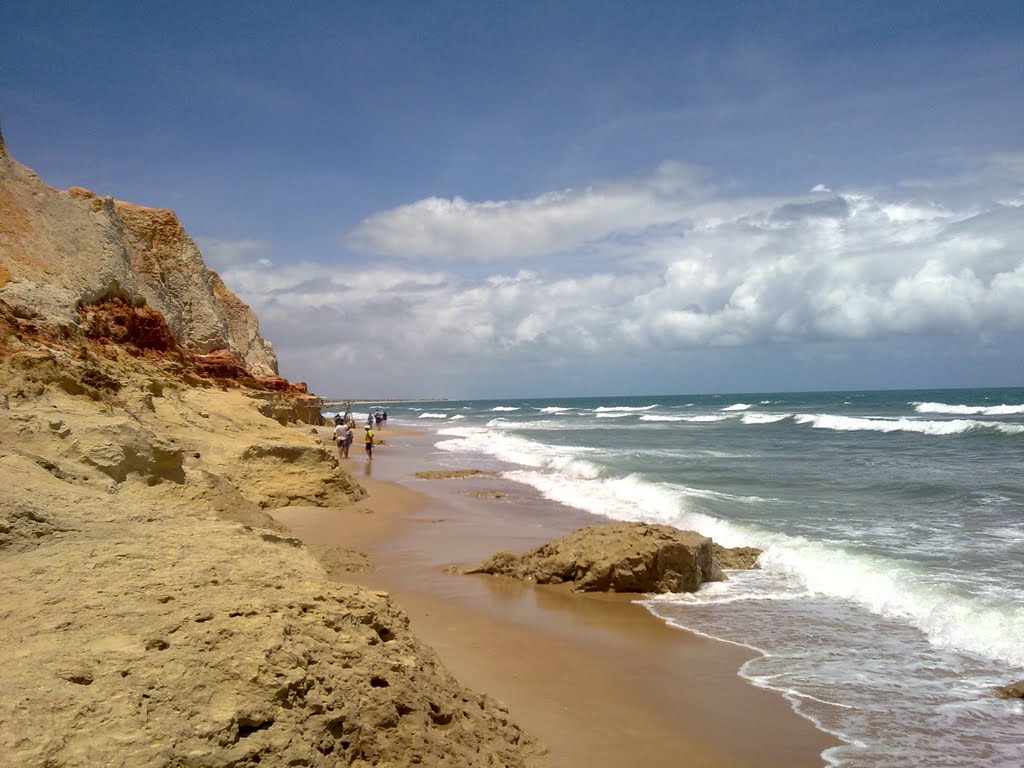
<box><xmin>0</xmin><ymin>138</ymin><xmax>280</xmax><ymax>376</ymax></box>
<box><xmin>0</xmin><ymin>293</ymin><xmax>308</xmax><ymax>399</ymax></box>
<box><xmin>79</xmin><ymin>297</ymin><xmax>178</xmax><ymax>353</ymax></box>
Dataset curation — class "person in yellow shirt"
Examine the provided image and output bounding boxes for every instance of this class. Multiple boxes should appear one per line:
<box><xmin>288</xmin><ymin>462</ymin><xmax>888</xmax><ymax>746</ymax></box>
<box><xmin>363</xmin><ymin>425</ymin><xmax>374</xmax><ymax>460</ymax></box>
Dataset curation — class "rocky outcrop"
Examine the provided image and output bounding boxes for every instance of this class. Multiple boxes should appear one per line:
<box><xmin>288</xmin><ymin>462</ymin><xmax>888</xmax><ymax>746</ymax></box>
<box><xmin>0</xmin><ymin>454</ymin><xmax>537</xmax><ymax>768</ymax></box>
<box><xmin>232</xmin><ymin>442</ymin><xmax>365</xmax><ymax>508</ymax></box>
<box><xmin>0</xmin><ymin>351</ymin><xmax>540</xmax><ymax>767</ymax></box>
<box><xmin>0</xmin><ymin>139</ymin><xmax>277</xmax><ymax>376</ymax></box>
<box><xmin>467</xmin><ymin>522</ymin><xmax>725</xmax><ymax>593</ymax></box>
<box><xmin>712</xmin><ymin>543</ymin><xmax>763</xmax><ymax>569</ymax></box>
<box><xmin>249</xmin><ymin>391</ymin><xmax>325</xmax><ymax>425</ymax></box>
<box><xmin>0</xmin><ymin>136</ymin><xmax>542</xmax><ymax>767</ymax></box>
<box><xmin>995</xmin><ymin>681</ymin><xmax>1024</xmax><ymax>700</ymax></box>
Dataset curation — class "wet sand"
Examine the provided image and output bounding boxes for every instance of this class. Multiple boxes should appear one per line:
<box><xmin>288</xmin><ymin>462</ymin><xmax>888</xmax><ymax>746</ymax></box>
<box><xmin>274</xmin><ymin>425</ymin><xmax>839</xmax><ymax>767</ymax></box>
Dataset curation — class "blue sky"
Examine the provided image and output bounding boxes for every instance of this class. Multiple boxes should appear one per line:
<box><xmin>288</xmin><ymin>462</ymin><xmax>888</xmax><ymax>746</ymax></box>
<box><xmin>3</xmin><ymin>1</ymin><xmax>1023</xmax><ymax>398</ymax></box>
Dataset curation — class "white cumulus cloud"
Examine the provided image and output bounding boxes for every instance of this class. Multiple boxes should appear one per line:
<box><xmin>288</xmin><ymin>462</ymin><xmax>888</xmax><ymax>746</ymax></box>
<box><xmin>216</xmin><ymin>159</ymin><xmax>1024</xmax><ymax>395</ymax></box>
<box><xmin>344</xmin><ymin>161</ymin><xmax>709</xmax><ymax>261</ymax></box>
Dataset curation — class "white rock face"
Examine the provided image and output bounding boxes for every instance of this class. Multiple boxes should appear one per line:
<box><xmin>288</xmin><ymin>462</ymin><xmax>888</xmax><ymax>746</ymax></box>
<box><xmin>0</xmin><ymin>134</ymin><xmax>279</xmax><ymax>375</ymax></box>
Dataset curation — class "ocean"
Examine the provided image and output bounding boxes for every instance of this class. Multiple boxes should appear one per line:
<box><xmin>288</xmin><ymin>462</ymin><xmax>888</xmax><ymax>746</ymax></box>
<box><xmin>343</xmin><ymin>388</ymin><xmax>1024</xmax><ymax>767</ymax></box>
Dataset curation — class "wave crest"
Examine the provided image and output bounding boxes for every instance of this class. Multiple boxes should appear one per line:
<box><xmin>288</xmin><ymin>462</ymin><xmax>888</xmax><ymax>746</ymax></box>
<box><xmin>912</xmin><ymin>401</ymin><xmax>1024</xmax><ymax>416</ymax></box>
<box><xmin>794</xmin><ymin>414</ymin><xmax>1024</xmax><ymax>436</ymax></box>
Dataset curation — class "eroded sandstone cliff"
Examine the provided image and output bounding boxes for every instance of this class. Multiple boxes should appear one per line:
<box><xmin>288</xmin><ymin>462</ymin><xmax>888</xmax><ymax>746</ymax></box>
<box><xmin>0</xmin><ymin>138</ymin><xmax>541</xmax><ymax>767</ymax></box>
<box><xmin>0</xmin><ymin>128</ymin><xmax>277</xmax><ymax>377</ymax></box>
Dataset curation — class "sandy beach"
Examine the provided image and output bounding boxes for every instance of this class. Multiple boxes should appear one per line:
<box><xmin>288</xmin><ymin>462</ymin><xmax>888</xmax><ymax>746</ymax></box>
<box><xmin>275</xmin><ymin>423</ymin><xmax>839</xmax><ymax>768</ymax></box>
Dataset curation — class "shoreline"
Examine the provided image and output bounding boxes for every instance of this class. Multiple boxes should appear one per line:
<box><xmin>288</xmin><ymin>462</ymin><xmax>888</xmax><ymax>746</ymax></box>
<box><xmin>276</xmin><ymin>423</ymin><xmax>840</xmax><ymax>767</ymax></box>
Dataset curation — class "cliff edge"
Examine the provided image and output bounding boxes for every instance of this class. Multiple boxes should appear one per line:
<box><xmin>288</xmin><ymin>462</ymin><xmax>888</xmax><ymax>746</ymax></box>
<box><xmin>0</xmin><ymin>135</ymin><xmax>277</xmax><ymax>377</ymax></box>
<box><xmin>0</xmin><ymin>139</ymin><xmax>541</xmax><ymax>766</ymax></box>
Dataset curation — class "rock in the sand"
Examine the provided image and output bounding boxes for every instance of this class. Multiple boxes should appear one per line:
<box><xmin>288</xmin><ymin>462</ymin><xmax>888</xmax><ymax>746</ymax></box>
<box><xmin>468</xmin><ymin>521</ymin><xmax>723</xmax><ymax>593</ymax></box>
<box><xmin>415</xmin><ymin>468</ymin><xmax>499</xmax><ymax>480</ymax></box>
<box><xmin>995</xmin><ymin>681</ymin><xmax>1024</xmax><ymax>699</ymax></box>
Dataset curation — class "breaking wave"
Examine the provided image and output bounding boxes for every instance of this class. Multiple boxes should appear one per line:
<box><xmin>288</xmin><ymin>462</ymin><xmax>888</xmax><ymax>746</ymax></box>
<box><xmin>794</xmin><ymin>414</ymin><xmax>1024</xmax><ymax>436</ymax></box>
<box><xmin>912</xmin><ymin>401</ymin><xmax>1024</xmax><ymax>416</ymax></box>
<box><xmin>741</xmin><ymin>413</ymin><xmax>792</xmax><ymax>425</ymax></box>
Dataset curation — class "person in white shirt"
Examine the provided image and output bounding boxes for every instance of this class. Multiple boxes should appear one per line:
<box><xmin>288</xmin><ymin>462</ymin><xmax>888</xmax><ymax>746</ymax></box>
<box><xmin>333</xmin><ymin>417</ymin><xmax>353</xmax><ymax>459</ymax></box>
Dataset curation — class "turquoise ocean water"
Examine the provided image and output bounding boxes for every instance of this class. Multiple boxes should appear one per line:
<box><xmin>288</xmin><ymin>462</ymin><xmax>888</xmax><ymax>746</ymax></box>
<box><xmin>335</xmin><ymin>388</ymin><xmax>1024</xmax><ymax>767</ymax></box>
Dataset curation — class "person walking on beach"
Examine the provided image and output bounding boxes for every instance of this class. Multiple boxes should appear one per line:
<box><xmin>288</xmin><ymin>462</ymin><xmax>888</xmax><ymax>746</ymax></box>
<box><xmin>333</xmin><ymin>416</ymin><xmax>352</xmax><ymax>460</ymax></box>
<box><xmin>364</xmin><ymin>425</ymin><xmax>374</xmax><ymax>460</ymax></box>
<box><xmin>337</xmin><ymin>421</ymin><xmax>353</xmax><ymax>459</ymax></box>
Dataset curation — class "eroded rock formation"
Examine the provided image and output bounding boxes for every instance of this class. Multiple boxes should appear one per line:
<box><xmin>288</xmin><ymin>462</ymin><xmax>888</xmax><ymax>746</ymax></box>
<box><xmin>0</xmin><ymin>449</ymin><xmax>535</xmax><ymax>767</ymax></box>
<box><xmin>712</xmin><ymin>542</ymin><xmax>763</xmax><ymax>569</ymax></box>
<box><xmin>467</xmin><ymin>521</ymin><xmax>727</xmax><ymax>593</ymax></box>
<box><xmin>0</xmin><ymin>135</ymin><xmax>278</xmax><ymax>376</ymax></box>
<box><xmin>0</xmin><ymin>139</ymin><xmax>542</xmax><ymax>767</ymax></box>
<box><xmin>995</xmin><ymin>681</ymin><xmax>1024</xmax><ymax>700</ymax></box>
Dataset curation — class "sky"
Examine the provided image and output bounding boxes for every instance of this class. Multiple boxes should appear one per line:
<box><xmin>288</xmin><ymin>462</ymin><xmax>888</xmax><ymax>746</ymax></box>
<box><xmin>2</xmin><ymin>1</ymin><xmax>1023</xmax><ymax>399</ymax></box>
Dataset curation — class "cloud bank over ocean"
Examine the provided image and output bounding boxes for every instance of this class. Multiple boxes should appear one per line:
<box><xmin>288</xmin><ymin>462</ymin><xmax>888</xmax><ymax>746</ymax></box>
<box><xmin>219</xmin><ymin>156</ymin><xmax>1024</xmax><ymax>396</ymax></box>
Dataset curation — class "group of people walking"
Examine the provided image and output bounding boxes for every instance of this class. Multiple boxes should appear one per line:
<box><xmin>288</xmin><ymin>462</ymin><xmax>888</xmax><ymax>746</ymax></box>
<box><xmin>332</xmin><ymin>409</ymin><xmax>387</xmax><ymax>461</ymax></box>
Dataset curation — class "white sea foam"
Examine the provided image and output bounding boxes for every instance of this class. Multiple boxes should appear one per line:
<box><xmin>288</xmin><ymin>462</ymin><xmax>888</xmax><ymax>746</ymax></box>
<box><xmin>794</xmin><ymin>414</ymin><xmax>1024</xmax><ymax>435</ymax></box>
<box><xmin>722</xmin><ymin>403</ymin><xmax>753</xmax><ymax>411</ymax></box>
<box><xmin>595</xmin><ymin>412</ymin><xmax>634</xmax><ymax>419</ymax></box>
<box><xmin>501</xmin><ymin>468</ymin><xmax>759</xmax><ymax>551</ymax></box>
<box><xmin>491</xmin><ymin>406</ymin><xmax>520</xmax><ymax>411</ymax></box>
<box><xmin>640</xmin><ymin>414</ymin><xmax>735</xmax><ymax>423</ymax></box>
<box><xmin>432</xmin><ymin>418</ymin><xmax>1024</xmax><ymax>669</ymax></box>
<box><xmin>674</xmin><ymin>484</ymin><xmax>775</xmax><ymax>503</ymax></box>
<box><xmin>418</xmin><ymin>412</ymin><xmax>450</xmax><ymax>419</ymax></box>
<box><xmin>650</xmin><ymin>580</ymin><xmax>1024</xmax><ymax>768</ymax></box>
<box><xmin>647</xmin><ymin>573</ymin><xmax>808</xmax><ymax>606</ymax></box>
<box><xmin>536</xmin><ymin>406</ymin><xmax>573</xmax><ymax>413</ymax></box>
<box><xmin>912</xmin><ymin>401</ymin><xmax>1024</xmax><ymax>416</ymax></box>
<box><xmin>434</xmin><ymin>426</ymin><xmax>600</xmax><ymax>474</ymax></box>
<box><xmin>433</xmin><ymin>424</ymin><xmax>760</xmax><ymax>546</ymax></box>
<box><xmin>741</xmin><ymin>412</ymin><xmax>792</xmax><ymax>424</ymax></box>
<box><xmin>485</xmin><ymin>417</ymin><xmax>579</xmax><ymax>431</ymax></box>
<box><xmin>985</xmin><ymin>526</ymin><xmax>1024</xmax><ymax>545</ymax></box>
<box><xmin>593</xmin><ymin>404</ymin><xmax>659</xmax><ymax>412</ymax></box>
<box><xmin>655</xmin><ymin>536</ymin><xmax>1024</xmax><ymax>671</ymax></box>
<box><xmin>754</xmin><ymin>537</ymin><xmax>1024</xmax><ymax>668</ymax></box>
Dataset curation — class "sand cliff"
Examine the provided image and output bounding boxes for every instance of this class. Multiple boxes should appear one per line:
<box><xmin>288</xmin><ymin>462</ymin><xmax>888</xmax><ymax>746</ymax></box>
<box><xmin>0</xmin><ymin>127</ymin><xmax>277</xmax><ymax>378</ymax></box>
<box><xmin>0</xmin><ymin>138</ymin><xmax>540</xmax><ymax>766</ymax></box>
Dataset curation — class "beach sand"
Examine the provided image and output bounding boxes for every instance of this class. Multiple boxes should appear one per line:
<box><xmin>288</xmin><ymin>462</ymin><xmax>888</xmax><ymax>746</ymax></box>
<box><xmin>274</xmin><ymin>425</ymin><xmax>840</xmax><ymax>768</ymax></box>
